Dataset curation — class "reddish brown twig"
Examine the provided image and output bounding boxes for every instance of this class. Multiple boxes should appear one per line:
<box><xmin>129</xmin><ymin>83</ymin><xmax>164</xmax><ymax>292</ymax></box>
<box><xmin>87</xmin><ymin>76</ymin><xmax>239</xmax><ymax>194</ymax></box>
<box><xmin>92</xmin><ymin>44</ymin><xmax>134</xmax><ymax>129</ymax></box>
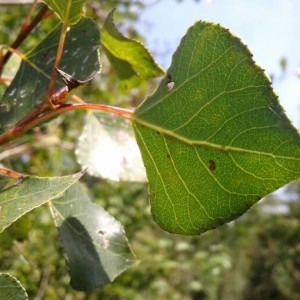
<box><xmin>46</xmin><ymin>24</ymin><xmax>70</xmax><ymax>102</ymax></box>
<box><xmin>0</xmin><ymin>3</ymin><xmax>49</xmax><ymax>75</ymax></box>
<box><xmin>0</xmin><ymin>167</ymin><xmax>24</xmax><ymax>185</ymax></box>
<box><xmin>0</xmin><ymin>101</ymin><xmax>133</xmax><ymax>147</ymax></box>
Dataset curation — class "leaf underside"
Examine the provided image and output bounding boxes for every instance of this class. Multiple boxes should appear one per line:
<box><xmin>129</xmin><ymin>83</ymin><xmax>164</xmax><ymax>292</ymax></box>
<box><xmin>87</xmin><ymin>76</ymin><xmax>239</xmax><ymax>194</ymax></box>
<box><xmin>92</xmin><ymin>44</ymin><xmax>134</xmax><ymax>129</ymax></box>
<box><xmin>0</xmin><ymin>273</ymin><xmax>28</xmax><ymax>300</ymax></box>
<box><xmin>132</xmin><ymin>21</ymin><xmax>300</xmax><ymax>235</ymax></box>
<box><xmin>50</xmin><ymin>183</ymin><xmax>137</xmax><ymax>291</ymax></box>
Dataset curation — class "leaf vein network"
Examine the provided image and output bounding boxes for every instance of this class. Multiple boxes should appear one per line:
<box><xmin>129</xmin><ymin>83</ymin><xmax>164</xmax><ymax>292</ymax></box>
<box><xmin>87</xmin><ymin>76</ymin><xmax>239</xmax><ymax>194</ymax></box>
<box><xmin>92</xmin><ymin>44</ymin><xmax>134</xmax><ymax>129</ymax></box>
<box><xmin>135</xmin><ymin>45</ymin><xmax>236</xmax><ymax>116</ymax></box>
<box><xmin>172</xmin><ymin>84</ymin><xmax>266</xmax><ymax>133</ymax></box>
<box><xmin>134</xmin><ymin>126</ymin><xmax>186</xmax><ymax>232</ymax></box>
<box><xmin>162</xmin><ymin>136</ymin><xmax>213</xmax><ymax>229</ymax></box>
<box><xmin>193</xmin><ymin>148</ymin><xmax>250</xmax><ymax>196</ymax></box>
<box><xmin>133</xmin><ymin>117</ymin><xmax>300</xmax><ymax>162</ymax></box>
<box><xmin>228</xmin><ymin>153</ymin><xmax>276</xmax><ymax>181</ymax></box>
<box><xmin>228</xmin><ymin>124</ymin><xmax>279</xmax><ymax>146</ymax></box>
<box><xmin>206</xmin><ymin>105</ymin><xmax>269</xmax><ymax>141</ymax></box>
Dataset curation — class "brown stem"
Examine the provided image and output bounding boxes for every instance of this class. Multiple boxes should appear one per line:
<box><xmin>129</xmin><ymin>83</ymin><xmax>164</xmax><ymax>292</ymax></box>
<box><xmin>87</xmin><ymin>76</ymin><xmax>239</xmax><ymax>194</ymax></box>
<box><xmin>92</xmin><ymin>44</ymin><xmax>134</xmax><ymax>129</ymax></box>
<box><xmin>12</xmin><ymin>71</ymin><xmax>72</xmax><ymax>135</ymax></box>
<box><xmin>0</xmin><ymin>102</ymin><xmax>133</xmax><ymax>147</ymax></box>
<box><xmin>22</xmin><ymin>0</ymin><xmax>39</xmax><ymax>33</ymax></box>
<box><xmin>44</xmin><ymin>103</ymin><xmax>133</xmax><ymax>120</ymax></box>
<box><xmin>47</xmin><ymin>23</ymin><xmax>69</xmax><ymax>101</ymax></box>
<box><xmin>0</xmin><ymin>3</ymin><xmax>49</xmax><ymax>75</ymax></box>
<box><xmin>0</xmin><ymin>167</ymin><xmax>24</xmax><ymax>185</ymax></box>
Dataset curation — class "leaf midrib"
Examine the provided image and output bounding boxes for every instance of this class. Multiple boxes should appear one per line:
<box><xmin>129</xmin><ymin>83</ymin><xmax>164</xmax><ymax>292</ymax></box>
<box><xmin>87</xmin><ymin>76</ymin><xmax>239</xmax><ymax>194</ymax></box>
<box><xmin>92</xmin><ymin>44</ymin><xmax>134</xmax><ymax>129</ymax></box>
<box><xmin>132</xmin><ymin>117</ymin><xmax>299</xmax><ymax>162</ymax></box>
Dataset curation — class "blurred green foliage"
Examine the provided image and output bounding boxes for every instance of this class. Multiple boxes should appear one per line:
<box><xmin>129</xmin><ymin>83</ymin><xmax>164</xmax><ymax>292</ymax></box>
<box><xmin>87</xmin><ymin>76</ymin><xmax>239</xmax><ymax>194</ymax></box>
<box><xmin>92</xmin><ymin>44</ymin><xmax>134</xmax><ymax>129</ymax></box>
<box><xmin>1</xmin><ymin>179</ymin><xmax>300</xmax><ymax>299</ymax></box>
<box><xmin>0</xmin><ymin>1</ymin><xmax>300</xmax><ymax>299</ymax></box>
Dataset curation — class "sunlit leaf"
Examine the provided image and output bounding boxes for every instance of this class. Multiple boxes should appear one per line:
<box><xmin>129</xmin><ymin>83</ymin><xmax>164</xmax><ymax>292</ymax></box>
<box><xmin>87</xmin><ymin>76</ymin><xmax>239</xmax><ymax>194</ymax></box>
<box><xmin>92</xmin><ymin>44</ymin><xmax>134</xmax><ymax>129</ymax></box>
<box><xmin>0</xmin><ymin>18</ymin><xmax>100</xmax><ymax>133</ymax></box>
<box><xmin>0</xmin><ymin>273</ymin><xmax>28</xmax><ymax>300</ymax></box>
<box><xmin>50</xmin><ymin>183</ymin><xmax>137</xmax><ymax>291</ymax></box>
<box><xmin>1</xmin><ymin>50</ymin><xmax>21</xmax><ymax>84</ymax></box>
<box><xmin>0</xmin><ymin>171</ymin><xmax>84</xmax><ymax>233</ymax></box>
<box><xmin>132</xmin><ymin>21</ymin><xmax>300</xmax><ymax>235</ymax></box>
<box><xmin>42</xmin><ymin>0</ymin><xmax>87</xmax><ymax>25</ymax></box>
<box><xmin>76</xmin><ymin>112</ymin><xmax>146</xmax><ymax>182</ymax></box>
<box><xmin>101</xmin><ymin>10</ymin><xmax>164</xmax><ymax>89</ymax></box>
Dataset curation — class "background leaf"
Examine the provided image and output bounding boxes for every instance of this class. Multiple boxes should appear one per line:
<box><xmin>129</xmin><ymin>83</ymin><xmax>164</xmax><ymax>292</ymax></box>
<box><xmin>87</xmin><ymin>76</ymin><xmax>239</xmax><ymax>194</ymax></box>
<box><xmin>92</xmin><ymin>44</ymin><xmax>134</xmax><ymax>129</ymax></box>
<box><xmin>50</xmin><ymin>182</ymin><xmax>137</xmax><ymax>291</ymax></box>
<box><xmin>42</xmin><ymin>0</ymin><xmax>87</xmax><ymax>25</ymax></box>
<box><xmin>0</xmin><ymin>273</ymin><xmax>28</xmax><ymax>300</ymax></box>
<box><xmin>0</xmin><ymin>171</ymin><xmax>84</xmax><ymax>233</ymax></box>
<box><xmin>76</xmin><ymin>112</ymin><xmax>146</xmax><ymax>182</ymax></box>
<box><xmin>0</xmin><ymin>18</ymin><xmax>100</xmax><ymax>133</ymax></box>
<box><xmin>132</xmin><ymin>21</ymin><xmax>300</xmax><ymax>235</ymax></box>
<box><xmin>101</xmin><ymin>10</ymin><xmax>164</xmax><ymax>89</ymax></box>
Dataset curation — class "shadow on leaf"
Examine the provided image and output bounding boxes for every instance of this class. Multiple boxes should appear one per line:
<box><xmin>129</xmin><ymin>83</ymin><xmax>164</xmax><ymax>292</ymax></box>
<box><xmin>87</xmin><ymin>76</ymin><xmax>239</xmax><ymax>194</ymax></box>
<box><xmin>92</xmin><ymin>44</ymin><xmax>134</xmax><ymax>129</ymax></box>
<box><xmin>59</xmin><ymin>217</ymin><xmax>110</xmax><ymax>291</ymax></box>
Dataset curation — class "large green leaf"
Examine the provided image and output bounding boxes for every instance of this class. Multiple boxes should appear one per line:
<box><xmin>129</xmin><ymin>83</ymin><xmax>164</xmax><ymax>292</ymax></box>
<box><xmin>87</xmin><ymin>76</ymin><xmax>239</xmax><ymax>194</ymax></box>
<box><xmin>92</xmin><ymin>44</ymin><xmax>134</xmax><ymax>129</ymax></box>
<box><xmin>50</xmin><ymin>183</ymin><xmax>137</xmax><ymax>291</ymax></box>
<box><xmin>0</xmin><ymin>171</ymin><xmax>84</xmax><ymax>233</ymax></box>
<box><xmin>101</xmin><ymin>10</ymin><xmax>164</xmax><ymax>89</ymax></box>
<box><xmin>0</xmin><ymin>18</ymin><xmax>100</xmax><ymax>133</ymax></box>
<box><xmin>0</xmin><ymin>273</ymin><xmax>28</xmax><ymax>300</ymax></box>
<box><xmin>42</xmin><ymin>0</ymin><xmax>86</xmax><ymax>25</ymax></box>
<box><xmin>132</xmin><ymin>21</ymin><xmax>300</xmax><ymax>235</ymax></box>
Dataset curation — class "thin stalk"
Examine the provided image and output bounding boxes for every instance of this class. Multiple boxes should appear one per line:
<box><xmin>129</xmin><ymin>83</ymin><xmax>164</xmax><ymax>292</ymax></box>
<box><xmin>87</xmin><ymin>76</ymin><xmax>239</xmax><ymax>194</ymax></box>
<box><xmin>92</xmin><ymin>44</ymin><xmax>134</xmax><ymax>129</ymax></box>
<box><xmin>43</xmin><ymin>103</ymin><xmax>133</xmax><ymax>120</ymax></box>
<box><xmin>47</xmin><ymin>23</ymin><xmax>69</xmax><ymax>100</ymax></box>
<box><xmin>0</xmin><ymin>3</ymin><xmax>49</xmax><ymax>75</ymax></box>
<box><xmin>0</xmin><ymin>103</ymin><xmax>133</xmax><ymax>146</ymax></box>
<box><xmin>22</xmin><ymin>0</ymin><xmax>40</xmax><ymax>32</ymax></box>
<box><xmin>0</xmin><ymin>167</ymin><xmax>23</xmax><ymax>179</ymax></box>
<box><xmin>1</xmin><ymin>46</ymin><xmax>51</xmax><ymax>80</ymax></box>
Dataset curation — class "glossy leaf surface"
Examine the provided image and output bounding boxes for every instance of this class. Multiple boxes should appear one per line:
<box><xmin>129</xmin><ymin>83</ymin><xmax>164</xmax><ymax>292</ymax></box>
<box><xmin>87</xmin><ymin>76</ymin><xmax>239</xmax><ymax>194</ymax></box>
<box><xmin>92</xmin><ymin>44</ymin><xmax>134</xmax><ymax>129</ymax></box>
<box><xmin>50</xmin><ymin>183</ymin><xmax>137</xmax><ymax>291</ymax></box>
<box><xmin>0</xmin><ymin>18</ymin><xmax>100</xmax><ymax>133</ymax></box>
<box><xmin>0</xmin><ymin>171</ymin><xmax>84</xmax><ymax>233</ymax></box>
<box><xmin>133</xmin><ymin>21</ymin><xmax>300</xmax><ymax>235</ymax></box>
<box><xmin>101</xmin><ymin>10</ymin><xmax>164</xmax><ymax>89</ymax></box>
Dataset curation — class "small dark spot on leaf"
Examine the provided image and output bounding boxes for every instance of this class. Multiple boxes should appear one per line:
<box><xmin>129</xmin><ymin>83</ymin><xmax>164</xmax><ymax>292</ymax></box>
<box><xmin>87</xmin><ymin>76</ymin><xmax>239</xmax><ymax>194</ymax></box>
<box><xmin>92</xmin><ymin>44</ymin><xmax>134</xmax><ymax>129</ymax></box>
<box><xmin>208</xmin><ymin>159</ymin><xmax>216</xmax><ymax>171</ymax></box>
<box><xmin>166</xmin><ymin>153</ymin><xmax>171</xmax><ymax>159</ymax></box>
<box><xmin>41</xmin><ymin>51</ymin><xmax>48</xmax><ymax>62</ymax></box>
<box><xmin>98</xmin><ymin>230</ymin><xmax>105</xmax><ymax>235</ymax></box>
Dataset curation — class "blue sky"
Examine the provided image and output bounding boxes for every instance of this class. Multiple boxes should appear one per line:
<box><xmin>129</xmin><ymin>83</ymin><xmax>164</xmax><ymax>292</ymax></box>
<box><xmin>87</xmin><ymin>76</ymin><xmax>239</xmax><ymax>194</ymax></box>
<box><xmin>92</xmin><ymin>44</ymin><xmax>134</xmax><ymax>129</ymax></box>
<box><xmin>137</xmin><ymin>0</ymin><xmax>300</xmax><ymax>127</ymax></box>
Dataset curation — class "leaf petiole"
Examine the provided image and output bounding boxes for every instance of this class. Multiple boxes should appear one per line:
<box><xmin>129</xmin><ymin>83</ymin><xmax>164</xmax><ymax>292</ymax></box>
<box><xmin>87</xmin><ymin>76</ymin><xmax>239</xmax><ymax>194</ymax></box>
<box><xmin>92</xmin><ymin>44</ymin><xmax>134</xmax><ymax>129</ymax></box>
<box><xmin>0</xmin><ymin>167</ymin><xmax>24</xmax><ymax>186</ymax></box>
<box><xmin>0</xmin><ymin>101</ymin><xmax>133</xmax><ymax>147</ymax></box>
<box><xmin>0</xmin><ymin>3</ymin><xmax>49</xmax><ymax>75</ymax></box>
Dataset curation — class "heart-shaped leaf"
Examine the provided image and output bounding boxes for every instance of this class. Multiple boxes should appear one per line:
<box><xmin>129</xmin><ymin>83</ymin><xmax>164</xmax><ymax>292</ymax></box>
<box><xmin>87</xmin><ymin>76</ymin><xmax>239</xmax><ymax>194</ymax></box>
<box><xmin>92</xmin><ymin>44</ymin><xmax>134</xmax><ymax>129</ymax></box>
<box><xmin>42</xmin><ymin>0</ymin><xmax>87</xmax><ymax>25</ymax></box>
<box><xmin>0</xmin><ymin>273</ymin><xmax>28</xmax><ymax>300</ymax></box>
<box><xmin>50</xmin><ymin>183</ymin><xmax>137</xmax><ymax>291</ymax></box>
<box><xmin>101</xmin><ymin>10</ymin><xmax>164</xmax><ymax>89</ymax></box>
<box><xmin>0</xmin><ymin>18</ymin><xmax>100</xmax><ymax>133</ymax></box>
<box><xmin>132</xmin><ymin>21</ymin><xmax>300</xmax><ymax>235</ymax></box>
<box><xmin>0</xmin><ymin>170</ymin><xmax>84</xmax><ymax>233</ymax></box>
